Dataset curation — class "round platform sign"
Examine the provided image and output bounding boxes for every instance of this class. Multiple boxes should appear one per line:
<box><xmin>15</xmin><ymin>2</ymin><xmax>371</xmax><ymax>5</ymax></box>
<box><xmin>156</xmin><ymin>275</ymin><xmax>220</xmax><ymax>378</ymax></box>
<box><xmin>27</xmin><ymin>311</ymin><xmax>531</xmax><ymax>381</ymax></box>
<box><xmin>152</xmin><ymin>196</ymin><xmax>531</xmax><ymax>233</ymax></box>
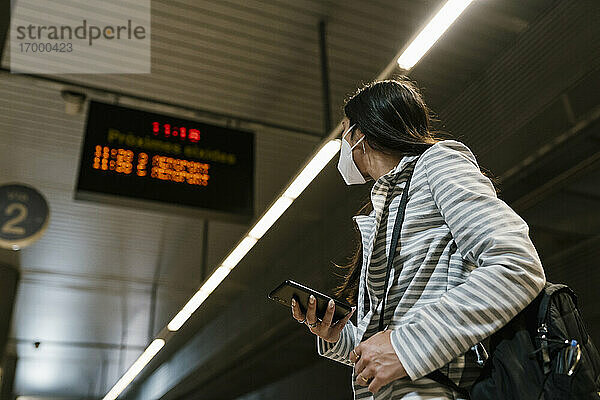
<box><xmin>0</xmin><ymin>183</ymin><xmax>50</xmax><ymax>250</ymax></box>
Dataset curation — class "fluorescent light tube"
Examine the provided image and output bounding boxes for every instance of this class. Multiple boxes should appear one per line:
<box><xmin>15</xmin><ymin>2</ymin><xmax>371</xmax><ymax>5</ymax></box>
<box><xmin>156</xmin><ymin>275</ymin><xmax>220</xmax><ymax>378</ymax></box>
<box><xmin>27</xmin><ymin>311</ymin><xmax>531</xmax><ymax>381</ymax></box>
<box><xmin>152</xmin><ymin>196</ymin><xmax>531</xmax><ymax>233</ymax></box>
<box><xmin>397</xmin><ymin>0</ymin><xmax>474</xmax><ymax>70</ymax></box>
<box><xmin>248</xmin><ymin>196</ymin><xmax>294</xmax><ymax>240</ymax></box>
<box><xmin>283</xmin><ymin>139</ymin><xmax>341</xmax><ymax>199</ymax></box>
<box><xmin>167</xmin><ymin>289</ymin><xmax>207</xmax><ymax>332</ymax></box>
<box><xmin>167</xmin><ymin>266</ymin><xmax>232</xmax><ymax>331</ymax></box>
<box><xmin>102</xmin><ymin>339</ymin><xmax>165</xmax><ymax>400</ymax></box>
<box><xmin>202</xmin><ymin>265</ymin><xmax>232</xmax><ymax>293</ymax></box>
<box><xmin>221</xmin><ymin>236</ymin><xmax>259</xmax><ymax>268</ymax></box>
<box><xmin>170</xmin><ymin>138</ymin><xmax>340</xmax><ymax>330</ymax></box>
<box><xmin>246</xmin><ymin>140</ymin><xmax>341</xmax><ymax>242</ymax></box>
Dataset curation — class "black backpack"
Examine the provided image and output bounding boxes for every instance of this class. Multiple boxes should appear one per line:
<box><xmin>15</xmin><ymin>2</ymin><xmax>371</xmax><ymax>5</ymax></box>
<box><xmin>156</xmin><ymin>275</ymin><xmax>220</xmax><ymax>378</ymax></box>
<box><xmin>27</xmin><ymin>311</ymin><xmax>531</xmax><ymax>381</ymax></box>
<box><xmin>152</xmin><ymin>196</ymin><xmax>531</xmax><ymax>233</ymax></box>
<box><xmin>380</xmin><ymin>162</ymin><xmax>600</xmax><ymax>398</ymax></box>
<box><xmin>432</xmin><ymin>283</ymin><xmax>600</xmax><ymax>399</ymax></box>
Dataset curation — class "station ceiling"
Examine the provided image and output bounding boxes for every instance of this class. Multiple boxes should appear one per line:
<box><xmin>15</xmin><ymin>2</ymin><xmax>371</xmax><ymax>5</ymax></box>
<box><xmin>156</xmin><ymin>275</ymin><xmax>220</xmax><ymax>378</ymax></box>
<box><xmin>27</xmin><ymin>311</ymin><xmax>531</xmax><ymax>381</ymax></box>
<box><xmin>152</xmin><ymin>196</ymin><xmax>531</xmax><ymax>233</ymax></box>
<box><xmin>0</xmin><ymin>0</ymin><xmax>598</xmax><ymax>399</ymax></box>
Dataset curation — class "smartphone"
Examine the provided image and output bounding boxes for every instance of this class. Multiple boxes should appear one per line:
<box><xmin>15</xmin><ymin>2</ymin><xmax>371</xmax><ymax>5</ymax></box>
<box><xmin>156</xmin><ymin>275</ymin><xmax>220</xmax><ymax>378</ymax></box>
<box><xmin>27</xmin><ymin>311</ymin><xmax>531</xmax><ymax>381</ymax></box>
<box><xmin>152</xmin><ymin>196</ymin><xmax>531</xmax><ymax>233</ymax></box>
<box><xmin>268</xmin><ymin>280</ymin><xmax>353</xmax><ymax>324</ymax></box>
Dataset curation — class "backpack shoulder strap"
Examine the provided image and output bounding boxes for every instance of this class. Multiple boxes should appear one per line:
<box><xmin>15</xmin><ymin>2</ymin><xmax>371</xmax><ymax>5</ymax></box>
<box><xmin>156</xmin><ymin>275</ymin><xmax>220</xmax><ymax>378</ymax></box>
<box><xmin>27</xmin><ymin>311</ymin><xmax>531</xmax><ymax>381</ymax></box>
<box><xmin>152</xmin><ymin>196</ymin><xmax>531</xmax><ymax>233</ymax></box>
<box><xmin>378</xmin><ymin>159</ymin><xmax>418</xmax><ymax>332</ymax></box>
<box><xmin>537</xmin><ymin>283</ymin><xmax>576</xmax><ymax>326</ymax></box>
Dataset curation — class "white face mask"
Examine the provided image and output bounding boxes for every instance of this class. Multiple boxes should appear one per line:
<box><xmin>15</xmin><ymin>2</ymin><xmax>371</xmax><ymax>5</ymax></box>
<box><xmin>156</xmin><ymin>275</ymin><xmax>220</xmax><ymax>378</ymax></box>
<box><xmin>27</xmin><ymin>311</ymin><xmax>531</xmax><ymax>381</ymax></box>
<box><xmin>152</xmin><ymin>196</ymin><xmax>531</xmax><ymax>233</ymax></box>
<box><xmin>337</xmin><ymin>123</ymin><xmax>367</xmax><ymax>185</ymax></box>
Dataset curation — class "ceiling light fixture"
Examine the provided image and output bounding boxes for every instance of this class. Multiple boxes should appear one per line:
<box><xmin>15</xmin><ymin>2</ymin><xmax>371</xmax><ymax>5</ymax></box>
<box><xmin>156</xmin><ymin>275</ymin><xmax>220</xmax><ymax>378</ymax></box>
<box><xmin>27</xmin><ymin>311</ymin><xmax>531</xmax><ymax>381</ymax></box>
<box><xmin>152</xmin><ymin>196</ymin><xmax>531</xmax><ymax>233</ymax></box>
<box><xmin>102</xmin><ymin>339</ymin><xmax>165</xmax><ymax>400</ymax></box>
<box><xmin>248</xmin><ymin>196</ymin><xmax>294</xmax><ymax>241</ymax></box>
<box><xmin>167</xmin><ymin>139</ymin><xmax>341</xmax><ymax>332</ymax></box>
<box><xmin>167</xmin><ymin>265</ymin><xmax>232</xmax><ymax>331</ymax></box>
<box><xmin>221</xmin><ymin>236</ymin><xmax>260</xmax><ymax>269</ymax></box>
<box><xmin>397</xmin><ymin>0</ymin><xmax>474</xmax><ymax>70</ymax></box>
<box><xmin>283</xmin><ymin>139</ymin><xmax>341</xmax><ymax>199</ymax></box>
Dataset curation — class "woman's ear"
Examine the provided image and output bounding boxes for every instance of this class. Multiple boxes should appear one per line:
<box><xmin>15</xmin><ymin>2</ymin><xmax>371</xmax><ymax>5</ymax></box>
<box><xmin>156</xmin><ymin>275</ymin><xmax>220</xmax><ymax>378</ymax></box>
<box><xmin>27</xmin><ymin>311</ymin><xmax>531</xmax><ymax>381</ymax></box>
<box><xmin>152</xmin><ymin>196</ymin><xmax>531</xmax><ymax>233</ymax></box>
<box><xmin>362</xmin><ymin>140</ymin><xmax>376</xmax><ymax>180</ymax></box>
<box><xmin>352</xmin><ymin>127</ymin><xmax>366</xmax><ymax>147</ymax></box>
<box><xmin>350</xmin><ymin>126</ymin><xmax>361</xmax><ymax>141</ymax></box>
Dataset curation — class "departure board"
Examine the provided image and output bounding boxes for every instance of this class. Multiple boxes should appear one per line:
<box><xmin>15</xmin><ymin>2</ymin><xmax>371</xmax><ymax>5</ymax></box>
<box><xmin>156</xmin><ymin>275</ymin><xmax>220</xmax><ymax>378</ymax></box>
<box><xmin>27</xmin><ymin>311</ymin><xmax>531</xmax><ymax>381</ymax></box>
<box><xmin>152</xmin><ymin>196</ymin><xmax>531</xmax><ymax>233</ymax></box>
<box><xmin>76</xmin><ymin>101</ymin><xmax>254</xmax><ymax>220</ymax></box>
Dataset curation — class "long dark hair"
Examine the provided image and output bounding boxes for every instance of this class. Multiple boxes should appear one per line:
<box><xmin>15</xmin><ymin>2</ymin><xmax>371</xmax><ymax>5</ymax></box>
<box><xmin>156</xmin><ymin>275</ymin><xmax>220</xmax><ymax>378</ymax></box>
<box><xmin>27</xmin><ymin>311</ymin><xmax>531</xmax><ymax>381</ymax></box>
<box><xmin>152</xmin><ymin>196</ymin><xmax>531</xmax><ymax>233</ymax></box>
<box><xmin>332</xmin><ymin>76</ymin><xmax>447</xmax><ymax>306</ymax></box>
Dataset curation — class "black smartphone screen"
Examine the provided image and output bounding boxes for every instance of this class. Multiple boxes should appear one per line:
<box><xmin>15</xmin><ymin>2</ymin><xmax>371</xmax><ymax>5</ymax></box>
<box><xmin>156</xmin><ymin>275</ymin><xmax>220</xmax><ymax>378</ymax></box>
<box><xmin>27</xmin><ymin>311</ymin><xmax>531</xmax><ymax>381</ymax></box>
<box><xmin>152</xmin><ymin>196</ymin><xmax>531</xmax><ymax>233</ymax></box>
<box><xmin>268</xmin><ymin>280</ymin><xmax>353</xmax><ymax>324</ymax></box>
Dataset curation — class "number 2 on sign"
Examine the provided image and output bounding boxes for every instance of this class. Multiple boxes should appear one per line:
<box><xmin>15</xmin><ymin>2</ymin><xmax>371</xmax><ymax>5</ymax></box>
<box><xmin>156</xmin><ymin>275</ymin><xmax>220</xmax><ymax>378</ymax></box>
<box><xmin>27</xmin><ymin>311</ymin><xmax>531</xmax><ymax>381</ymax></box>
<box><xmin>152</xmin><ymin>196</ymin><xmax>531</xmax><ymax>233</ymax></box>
<box><xmin>1</xmin><ymin>203</ymin><xmax>28</xmax><ymax>235</ymax></box>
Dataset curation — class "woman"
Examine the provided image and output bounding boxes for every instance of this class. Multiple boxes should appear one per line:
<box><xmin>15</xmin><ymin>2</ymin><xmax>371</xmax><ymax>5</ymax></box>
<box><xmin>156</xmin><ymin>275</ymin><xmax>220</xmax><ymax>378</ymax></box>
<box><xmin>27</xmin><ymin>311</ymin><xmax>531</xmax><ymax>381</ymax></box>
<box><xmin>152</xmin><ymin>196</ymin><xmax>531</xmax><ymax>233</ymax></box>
<box><xmin>290</xmin><ymin>78</ymin><xmax>546</xmax><ymax>399</ymax></box>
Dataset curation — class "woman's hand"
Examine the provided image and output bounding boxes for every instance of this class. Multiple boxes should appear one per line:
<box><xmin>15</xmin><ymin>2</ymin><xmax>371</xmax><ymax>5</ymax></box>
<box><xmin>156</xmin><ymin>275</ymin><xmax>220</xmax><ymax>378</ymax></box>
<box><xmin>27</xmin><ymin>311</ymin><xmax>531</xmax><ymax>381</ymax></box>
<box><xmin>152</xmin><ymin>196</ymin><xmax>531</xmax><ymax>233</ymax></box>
<box><xmin>291</xmin><ymin>294</ymin><xmax>355</xmax><ymax>343</ymax></box>
<box><xmin>349</xmin><ymin>330</ymin><xmax>407</xmax><ymax>394</ymax></box>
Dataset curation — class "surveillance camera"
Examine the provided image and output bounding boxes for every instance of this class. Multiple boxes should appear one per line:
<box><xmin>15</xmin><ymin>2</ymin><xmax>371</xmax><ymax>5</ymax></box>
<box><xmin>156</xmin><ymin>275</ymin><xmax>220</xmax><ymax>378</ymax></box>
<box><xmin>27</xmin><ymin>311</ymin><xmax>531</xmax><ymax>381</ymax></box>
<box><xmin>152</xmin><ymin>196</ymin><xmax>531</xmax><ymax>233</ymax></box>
<box><xmin>61</xmin><ymin>90</ymin><xmax>86</xmax><ymax>115</ymax></box>
<box><xmin>34</xmin><ymin>341</ymin><xmax>41</xmax><ymax>349</ymax></box>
